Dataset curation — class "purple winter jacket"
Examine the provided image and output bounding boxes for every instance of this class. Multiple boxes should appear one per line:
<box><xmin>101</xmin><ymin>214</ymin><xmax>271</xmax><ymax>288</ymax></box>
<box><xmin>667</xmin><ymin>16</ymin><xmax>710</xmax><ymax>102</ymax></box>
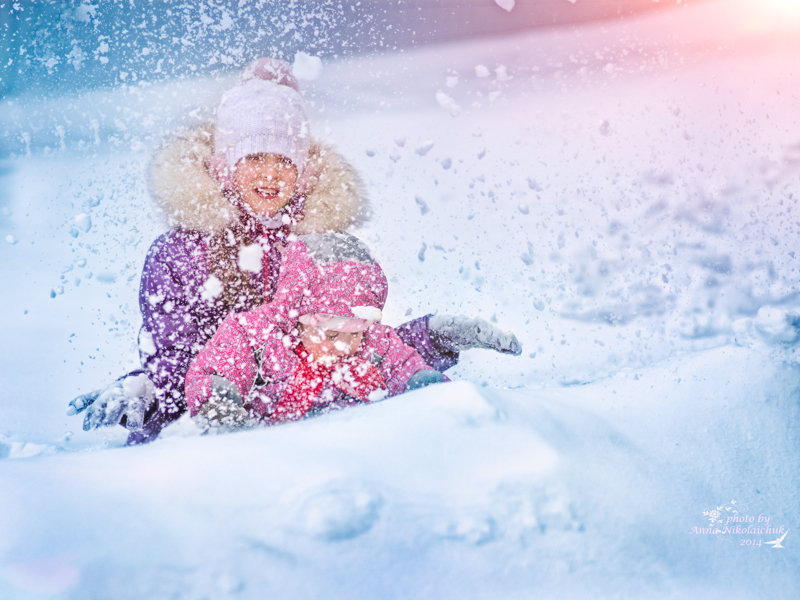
<box><xmin>127</xmin><ymin>128</ymin><xmax>457</xmax><ymax>444</ymax></box>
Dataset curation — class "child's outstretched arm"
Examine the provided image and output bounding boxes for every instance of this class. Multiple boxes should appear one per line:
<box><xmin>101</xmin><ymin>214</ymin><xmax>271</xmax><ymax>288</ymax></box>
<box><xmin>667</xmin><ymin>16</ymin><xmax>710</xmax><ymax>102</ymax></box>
<box><xmin>395</xmin><ymin>314</ymin><xmax>522</xmax><ymax>373</ymax></box>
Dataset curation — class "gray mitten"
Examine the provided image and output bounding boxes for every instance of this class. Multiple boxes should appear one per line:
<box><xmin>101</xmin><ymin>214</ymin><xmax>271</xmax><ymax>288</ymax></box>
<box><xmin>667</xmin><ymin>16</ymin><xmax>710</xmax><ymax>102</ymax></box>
<box><xmin>68</xmin><ymin>373</ymin><xmax>156</xmax><ymax>432</ymax></box>
<box><xmin>429</xmin><ymin>315</ymin><xmax>522</xmax><ymax>355</ymax></box>
<box><xmin>196</xmin><ymin>400</ymin><xmax>253</xmax><ymax>431</ymax></box>
<box><xmin>194</xmin><ymin>376</ymin><xmax>253</xmax><ymax>432</ymax></box>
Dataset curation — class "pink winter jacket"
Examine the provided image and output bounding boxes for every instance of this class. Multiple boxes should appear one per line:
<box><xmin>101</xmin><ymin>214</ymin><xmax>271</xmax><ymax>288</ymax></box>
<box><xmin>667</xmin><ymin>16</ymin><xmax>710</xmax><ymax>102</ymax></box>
<box><xmin>185</xmin><ymin>304</ymin><xmax>435</xmax><ymax>422</ymax></box>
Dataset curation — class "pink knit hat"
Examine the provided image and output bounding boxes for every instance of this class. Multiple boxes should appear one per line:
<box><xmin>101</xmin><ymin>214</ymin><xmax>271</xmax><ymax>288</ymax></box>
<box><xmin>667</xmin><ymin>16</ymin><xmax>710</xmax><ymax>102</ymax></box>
<box><xmin>213</xmin><ymin>58</ymin><xmax>311</xmax><ymax>174</ymax></box>
<box><xmin>269</xmin><ymin>233</ymin><xmax>388</xmax><ymax>332</ymax></box>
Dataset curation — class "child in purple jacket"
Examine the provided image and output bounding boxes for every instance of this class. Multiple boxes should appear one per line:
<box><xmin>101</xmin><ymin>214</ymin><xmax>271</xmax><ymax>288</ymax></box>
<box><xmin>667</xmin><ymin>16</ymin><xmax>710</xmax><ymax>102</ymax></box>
<box><xmin>186</xmin><ymin>233</ymin><xmax>444</xmax><ymax>430</ymax></box>
<box><xmin>68</xmin><ymin>58</ymin><xmax>520</xmax><ymax>444</ymax></box>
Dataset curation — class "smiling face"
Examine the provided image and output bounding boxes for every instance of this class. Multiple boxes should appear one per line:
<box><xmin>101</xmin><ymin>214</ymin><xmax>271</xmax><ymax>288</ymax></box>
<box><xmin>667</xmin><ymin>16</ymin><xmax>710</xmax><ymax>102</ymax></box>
<box><xmin>298</xmin><ymin>323</ymin><xmax>364</xmax><ymax>362</ymax></box>
<box><xmin>233</xmin><ymin>153</ymin><xmax>298</xmax><ymax>217</ymax></box>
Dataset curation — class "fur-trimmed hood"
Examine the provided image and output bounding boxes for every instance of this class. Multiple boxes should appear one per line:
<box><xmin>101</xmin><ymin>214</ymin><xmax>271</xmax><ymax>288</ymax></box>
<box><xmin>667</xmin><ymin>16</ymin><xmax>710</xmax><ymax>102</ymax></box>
<box><xmin>147</xmin><ymin>123</ymin><xmax>369</xmax><ymax>235</ymax></box>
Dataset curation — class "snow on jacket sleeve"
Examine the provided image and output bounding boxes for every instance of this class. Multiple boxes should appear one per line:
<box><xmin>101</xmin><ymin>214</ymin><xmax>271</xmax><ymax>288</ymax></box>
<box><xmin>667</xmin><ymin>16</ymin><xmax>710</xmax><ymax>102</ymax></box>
<box><xmin>138</xmin><ymin>231</ymin><xmax>222</xmax><ymax>421</ymax></box>
<box><xmin>370</xmin><ymin>324</ymin><xmax>443</xmax><ymax>397</ymax></box>
<box><xmin>184</xmin><ymin>311</ymin><xmax>267</xmax><ymax>417</ymax></box>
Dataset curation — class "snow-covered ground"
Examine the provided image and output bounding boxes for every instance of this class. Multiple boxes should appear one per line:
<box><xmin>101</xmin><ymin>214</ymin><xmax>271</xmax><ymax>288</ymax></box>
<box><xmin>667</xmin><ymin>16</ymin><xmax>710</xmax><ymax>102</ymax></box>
<box><xmin>1</xmin><ymin>0</ymin><xmax>799</xmax><ymax>598</ymax></box>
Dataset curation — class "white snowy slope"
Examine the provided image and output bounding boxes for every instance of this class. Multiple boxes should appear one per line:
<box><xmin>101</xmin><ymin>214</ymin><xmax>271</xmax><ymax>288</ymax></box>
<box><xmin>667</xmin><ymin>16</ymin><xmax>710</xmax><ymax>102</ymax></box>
<box><xmin>1</xmin><ymin>0</ymin><xmax>799</xmax><ymax>598</ymax></box>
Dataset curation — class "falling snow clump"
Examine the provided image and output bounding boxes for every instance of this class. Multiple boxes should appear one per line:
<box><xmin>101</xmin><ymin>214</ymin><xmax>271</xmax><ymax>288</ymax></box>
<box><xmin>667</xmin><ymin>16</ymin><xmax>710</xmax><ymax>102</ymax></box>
<box><xmin>238</xmin><ymin>244</ymin><xmax>262</xmax><ymax>273</ymax></box>
<box><xmin>293</xmin><ymin>52</ymin><xmax>323</xmax><ymax>81</ymax></box>
<box><xmin>494</xmin><ymin>0</ymin><xmax>515</xmax><ymax>12</ymax></box>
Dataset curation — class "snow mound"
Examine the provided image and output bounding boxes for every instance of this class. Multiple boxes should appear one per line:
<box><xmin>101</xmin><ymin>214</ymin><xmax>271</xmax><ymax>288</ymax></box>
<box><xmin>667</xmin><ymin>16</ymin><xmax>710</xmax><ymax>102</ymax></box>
<box><xmin>2</xmin><ymin>354</ymin><xmax>798</xmax><ymax>598</ymax></box>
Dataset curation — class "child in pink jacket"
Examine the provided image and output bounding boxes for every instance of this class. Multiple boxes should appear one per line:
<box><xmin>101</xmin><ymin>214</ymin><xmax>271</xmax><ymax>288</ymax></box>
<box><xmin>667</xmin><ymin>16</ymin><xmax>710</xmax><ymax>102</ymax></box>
<box><xmin>185</xmin><ymin>233</ymin><xmax>444</xmax><ymax>429</ymax></box>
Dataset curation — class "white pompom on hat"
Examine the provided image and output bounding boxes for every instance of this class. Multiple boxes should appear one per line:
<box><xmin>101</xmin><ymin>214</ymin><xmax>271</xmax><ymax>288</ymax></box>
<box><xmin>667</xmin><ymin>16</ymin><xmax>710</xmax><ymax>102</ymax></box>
<box><xmin>213</xmin><ymin>57</ymin><xmax>311</xmax><ymax>174</ymax></box>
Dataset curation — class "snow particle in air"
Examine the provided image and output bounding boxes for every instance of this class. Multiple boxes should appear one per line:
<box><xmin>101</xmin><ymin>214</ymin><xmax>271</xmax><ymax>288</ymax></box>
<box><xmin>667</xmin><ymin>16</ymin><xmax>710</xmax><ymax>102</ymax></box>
<box><xmin>495</xmin><ymin>65</ymin><xmax>511</xmax><ymax>82</ymax></box>
<box><xmin>415</xmin><ymin>140</ymin><xmax>435</xmax><ymax>156</ymax></box>
<box><xmin>494</xmin><ymin>0</ymin><xmax>515</xmax><ymax>12</ymax></box>
<box><xmin>435</xmin><ymin>90</ymin><xmax>461</xmax><ymax>116</ymax></box>
<box><xmin>293</xmin><ymin>52</ymin><xmax>323</xmax><ymax>81</ymax></box>
<box><xmin>69</xmin><ymin>213</ymin><xmax>92</xmax><ymax>237</ymax></box>
<box><xmin>95</xmin><ymin>272</ymin><xmax>117</xmax><ymax>284</ymax></box>
<box><xmin>475</xmin><ymin>64</ymin><xmax>491</xmax><ymax>78</ymax></box>
<box><xmin>521</xmin><ymin>242</ymin><xmax>534</xmax><ymax>266</ymax></box>
<box><xmin>238</xmin><ymin>244</ymin><xmax>262</xmax><ymax>274</ymax></box>
<box><xmin>201</xmin><ymin>275</ymin><xmax>223</xmax><ymax>301</ymax></box>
